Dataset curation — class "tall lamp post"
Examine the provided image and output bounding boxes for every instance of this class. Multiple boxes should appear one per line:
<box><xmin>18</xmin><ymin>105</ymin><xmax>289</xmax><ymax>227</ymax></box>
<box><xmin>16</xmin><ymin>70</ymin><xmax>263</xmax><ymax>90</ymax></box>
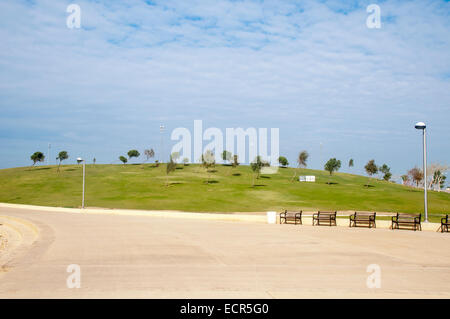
<box><xmin>48</xmin><ymin>143</ymin><xmax>51</xmax><ymax>166</ymax></box>
<box><xmin>160</xmin><ymin>124</ymin><xmax>165</xmax><ymax>163</ymax></box>
<box><xmin>77</xmin><ymin>157</ymin><xmax>86</xmax><ymax>209</ymax></box>
<box><xmin>414</xmin><ymin>122</ymin><xmax>427</xmax><ymax>222</ymax></box>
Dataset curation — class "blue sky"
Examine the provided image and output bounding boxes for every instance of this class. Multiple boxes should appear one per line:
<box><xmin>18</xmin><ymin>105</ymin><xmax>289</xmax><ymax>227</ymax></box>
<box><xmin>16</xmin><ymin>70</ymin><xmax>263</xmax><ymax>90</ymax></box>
<box><xmin>0</xmin><ymin>0</ymin><xmax>449</xmax><ymax>181</ymax></box>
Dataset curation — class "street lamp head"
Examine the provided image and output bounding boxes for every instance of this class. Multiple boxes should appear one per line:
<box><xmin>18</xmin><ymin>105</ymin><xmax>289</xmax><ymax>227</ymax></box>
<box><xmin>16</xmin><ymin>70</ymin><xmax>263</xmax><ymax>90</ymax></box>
<box><xmin>415</xmin><ymin>122</ymin><xmax>426</xmax><ymax>130</ymax></box>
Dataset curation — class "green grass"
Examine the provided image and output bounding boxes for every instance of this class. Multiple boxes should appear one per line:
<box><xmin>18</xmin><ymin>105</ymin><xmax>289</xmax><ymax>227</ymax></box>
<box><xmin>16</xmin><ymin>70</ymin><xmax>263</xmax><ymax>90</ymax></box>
<box><xmin>0</xmin><ymin>164</ymin><xmax>449</xmax><ymax>219</ymax></box>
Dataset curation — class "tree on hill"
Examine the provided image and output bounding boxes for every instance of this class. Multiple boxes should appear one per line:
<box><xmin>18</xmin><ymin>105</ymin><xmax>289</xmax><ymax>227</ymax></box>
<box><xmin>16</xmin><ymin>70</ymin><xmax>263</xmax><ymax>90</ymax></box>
<box><xmin>30</xmin><ymin>151</ymin><xmax>45</xmax><ymax>166</ymax></box>
<box><xmin>127</xmin><ymin>150</ymin><xmax>140</xmax><ymax>161</ymax></box>
<box><xmin>222</xmin><ymin>150</ymin><xmax>232</xmax><ymax>165</ymax></box>
<box><xmin>379</xmin><ymin>164</ymin><xmax>392</xmax><ymax>181</ymax></box>
<box><xmin>232</xmin><ymin>155</ymin><xmax>239</xmax><ymax>168</ymax></box>
<box><xmin>202</xmin><ymin>150</ymin><xmax>216</xmax><ymax>184</ymax></box>
<box><xmin>165</xmin><ymin>158</ymin><xmax>177</xmax><ymax>186</ymax></box>
<box><xmin>408</xmin><ymin>167</ymin><xmax>423</xmax><ymax>187</ymax></box>
<box><xmin>291</xmin><ymin>150</ymin><xmax>308</xmax><ymax>181</ymax></box>
<box><xmin>348</xmin><ymin>158</ymin><xmax>354</xmax><ymax>168</ymax></box>
<box><xmin>171</xmin><ymin>151</ymin><xmax>180</xmax><ymax>164</ymax></box>
<box><xmin>432</xmin><ymin>170</ymin><xmax>447</xmax><ymax>191</ymax></box>
<box><xmin>427</xmin><ymin>163</ymin><xmax>448</xmax><ymax>191</ymax></box>
<box><xmin>324</xmin><ymin>158</ymin><xmax>341</xmax><ymax>184</ymax></box>
<box><xmin>401</xmin><ymin>174</ymin><xmax>409</xmax><ymax>185</ymax></box>
<box><xmin>230</xmin><ymin>154</ymin><xmax>239</xmax><ymax>175</ymax></box>
<box><xmin>251</xmin><ymin>156</ymin><xmax>263</xmax><ymax>187</ymax></box>
<box><xmin>364</xmin><ymin>159</ymin><xmax>378</xmax><ymax>187</ymax></box>
<box><xmin>144</xmin><ymin>149</ymin><xmax>155</xmax><ymax>163</ymax></box>
<box><xmin>278</xmin><ymin>156</ymin><xmax>289</xmax><ymax>167</ymax></box>
<box><xmin>56</xmin><ymin>151</ymin><xmax>69</xmax><ymax>172</ymax></box>
<box><xmin>119</xmin><ymin>156</ymin><xmax>128</xmax><ymax>164</ymax></box>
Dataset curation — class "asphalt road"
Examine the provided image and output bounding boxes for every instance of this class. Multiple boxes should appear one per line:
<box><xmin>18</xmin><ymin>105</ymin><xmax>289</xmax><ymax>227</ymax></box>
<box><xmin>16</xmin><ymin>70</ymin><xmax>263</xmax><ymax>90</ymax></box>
<box><xmin>0</xmin><ymin>206</ymin><xmax>449</xmax><ymax>298</ymax></box>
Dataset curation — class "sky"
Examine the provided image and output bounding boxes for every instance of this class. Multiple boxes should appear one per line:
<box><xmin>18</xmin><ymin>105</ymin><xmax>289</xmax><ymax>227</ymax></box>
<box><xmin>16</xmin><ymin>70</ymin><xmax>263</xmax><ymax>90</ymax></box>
<box><xmin>0</xmin><ymin>0</ymin><xmax>449</xmax><ymax>182</ymax></box>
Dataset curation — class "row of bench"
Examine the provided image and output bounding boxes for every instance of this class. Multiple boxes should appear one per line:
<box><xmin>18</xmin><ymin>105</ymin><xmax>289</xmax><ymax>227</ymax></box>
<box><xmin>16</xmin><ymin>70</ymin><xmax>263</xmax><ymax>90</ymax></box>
<box><xmin>279</xmin><ymin>211</ymin><xmax>450</xmax><ymax>232</ymax></box>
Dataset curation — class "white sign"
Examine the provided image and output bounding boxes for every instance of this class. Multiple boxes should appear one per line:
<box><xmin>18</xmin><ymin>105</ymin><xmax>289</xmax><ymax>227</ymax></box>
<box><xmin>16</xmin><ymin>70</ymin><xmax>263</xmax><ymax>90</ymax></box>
<box><xmin>267</xmin><ymin>211</ymin><xmax>277</xmax><ymax>224</ymax></box>
<box><xmin>299</xmin><ymin>176</ymin><xmax>315</xmax><ymax>182</ymax></box>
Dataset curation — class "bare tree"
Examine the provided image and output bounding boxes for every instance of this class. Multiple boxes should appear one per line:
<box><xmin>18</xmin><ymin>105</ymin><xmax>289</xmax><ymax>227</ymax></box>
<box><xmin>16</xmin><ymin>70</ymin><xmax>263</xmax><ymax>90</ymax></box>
<box><xmin>408</xmin><ymin>167</ymin><xmax>423</xmax><ymax>187</ymax></box>
<box><xmin>144</xmin><ymin>149</ymin><xmax>155</xmax><ymax>163</ymax></box>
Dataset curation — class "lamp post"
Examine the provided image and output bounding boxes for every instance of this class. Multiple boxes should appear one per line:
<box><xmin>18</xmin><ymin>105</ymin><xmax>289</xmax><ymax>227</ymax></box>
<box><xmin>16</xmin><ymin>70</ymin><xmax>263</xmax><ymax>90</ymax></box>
<box><xmin>414</xmin><ymin>122</ymin><xmax>427</xmax><ymax>222</ymax></box>
<box><xmin>77</xmin><ymin>157</ymin><xmax>86</xmax><ymax>209</ymax></box>
<box><xmin>160</xmin><ymin>124</ymin><xmax>165</xmax><ymax>163</ymax></box>
<box><xmin>48</xmin><ymin>143</ymin><xmax>51</xmax><ymax>166</ymax></box>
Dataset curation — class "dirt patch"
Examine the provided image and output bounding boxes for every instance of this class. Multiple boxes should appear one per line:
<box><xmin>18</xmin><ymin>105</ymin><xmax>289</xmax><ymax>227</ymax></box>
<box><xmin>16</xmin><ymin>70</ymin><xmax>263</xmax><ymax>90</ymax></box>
<box><xmin>0</xmin><ymin>234</ymin><xmax>8</xmax><ymax>252</ymax></box>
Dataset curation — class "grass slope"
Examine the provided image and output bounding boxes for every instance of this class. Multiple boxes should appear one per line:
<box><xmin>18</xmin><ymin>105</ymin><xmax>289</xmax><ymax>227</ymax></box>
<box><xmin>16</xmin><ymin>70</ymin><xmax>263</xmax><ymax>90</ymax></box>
<box><xmin>0</xmin><ymin>164</ymin><xmax>449</xmax><ymax>218</ymax></box>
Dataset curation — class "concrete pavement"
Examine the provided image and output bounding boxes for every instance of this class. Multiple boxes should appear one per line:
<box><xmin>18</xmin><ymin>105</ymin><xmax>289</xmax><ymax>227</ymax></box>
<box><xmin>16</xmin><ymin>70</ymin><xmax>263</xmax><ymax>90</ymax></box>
<box><xmin>0</xmin><ymin>205</ymin><xmax>449</xmax><ymax>298</ymax></box>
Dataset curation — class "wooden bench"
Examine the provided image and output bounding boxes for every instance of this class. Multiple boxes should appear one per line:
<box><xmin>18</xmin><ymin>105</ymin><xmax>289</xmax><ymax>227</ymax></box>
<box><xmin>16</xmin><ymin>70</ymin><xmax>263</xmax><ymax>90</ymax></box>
<box><xmin>349</xmin><ymin>212</ymin><xmax>376</xmax><ymax>228</ymax></box>
<box><xmin>391</xmin><ymin>213</ymin><xmax>421</xmax><ymax>231</ymax></box>
<box><xmin>280</xmin><ymin>210</ymin><xmax>302</xmax><ymax>225</ymax></box>
<box><xmin>441</xmin><ymin>215</ymin><xmax>449</xmax><ymax>233</ymax></box>
<box><xmin>312</xmin><ymin>211</ymin><xmax>337</xmax><ymax>226</ymax></box>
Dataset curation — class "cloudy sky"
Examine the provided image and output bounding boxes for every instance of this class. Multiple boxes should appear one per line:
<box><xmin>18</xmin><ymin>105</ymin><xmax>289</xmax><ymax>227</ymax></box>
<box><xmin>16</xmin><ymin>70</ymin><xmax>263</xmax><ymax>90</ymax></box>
<box><xmin>0</xmin><ymin>0</ymin><xmax>449</xmax><ymax>179</ymax></box>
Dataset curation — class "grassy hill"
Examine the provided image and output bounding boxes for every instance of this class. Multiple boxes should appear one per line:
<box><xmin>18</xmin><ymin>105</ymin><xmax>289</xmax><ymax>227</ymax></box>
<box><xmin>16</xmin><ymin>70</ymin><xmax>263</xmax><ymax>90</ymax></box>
<box><xmin>0</xmin><ymin>164</ymin><xmax>449</xmax><ymax>219</ymax></box>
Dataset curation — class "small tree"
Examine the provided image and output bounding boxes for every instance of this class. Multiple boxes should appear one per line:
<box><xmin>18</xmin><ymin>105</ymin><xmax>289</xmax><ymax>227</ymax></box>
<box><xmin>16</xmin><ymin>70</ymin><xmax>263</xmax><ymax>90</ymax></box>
<box><xmin>222</xmin><ymin>150</ymin><xmax>232</xmax><ymax>165</ymax></box>
<box><xmin>232</xmin><ymin>155</ymin><xmax>239</xmax><ymax>168</ymax></box>
<box><xmin>171</xmin><ymin>151</ymin><xmax>180</xmax><ymax>164</ymax></box>
<box><xmin>401</xmin><ymin>174</ymin><xmax>409</xmax><ymax>185</ymax></box>
<box><xmin>432</xmin><ymin>171</ymin><xmax>447</xmax><ymax>191</ymax></box>
<box><xmin>292</xmin><ymin>150</ymin><xmax>308</xmax><ymax>181</ymax></box>
<box><xmin>348</xmin><ymin>159</ymin><xmax>354</xmax><ymax>168</ymax></box>
<box><xmin>379</xmin><ymin>164</ymin><xmax>392</xmax><ymax>181</ymax></box>
<box><xmin>427</xmin><ymin>163</ymin><xmax>448</xmax><ymax>190</ymax></box>
<box><xmin>251</xmin><ymin>156</ymin><xmax>268</xmax><ymax>186</ymax></box>
<box><xmin>93</xmin><ymin>158</ymin><xmax>96</xmax><ymax>165</ymax></box>
<box><xmin>119</xmin><ymin>156</ymin><xmax>128</xmax><ymax>164</ymax></box>
<box><xmin>408</xmin><ymin>167</ymin><xmax>423</xmax><ymax>187</ymax></box>
<box><xmin>56</xmin><ymin>151</ymin><xmax>69</xmax><ymax>172</ymax></box>
<box><xmin>278</xmin><ymin>156</ymin><xmax>289</xmax><ymax>167</ymax></box>
<box><xmin>127</xmin><ymin>150</ymin><xmax>140</xmax><ymax>161</ymax></box>
<box><xmin>30</xmin><ymin>151</ymin><xmax>45</xmax><ymax>166</ymax></box>
<box><xmin>324</xmin><ymin>158</ymin><xmax>341</xmax><ymax>184</ymax></box>
<box><xmin>165</xmin><ymin>159</ymin><xmax>177</xmax><ymax>187</ymax></box>
<box><xmin>144</xmin><ymin>149</ymin><xmax>155</xmax><ymax>163</ymax></box>
<box><xmin>202</xmin><ymin>150</ymin><xmax>216</xmax><ymax>184</ymax></box>
<box><xmin>364</xmin><ymin>159</ymin><xmax>378</xmax><ymax>186</ymax></box>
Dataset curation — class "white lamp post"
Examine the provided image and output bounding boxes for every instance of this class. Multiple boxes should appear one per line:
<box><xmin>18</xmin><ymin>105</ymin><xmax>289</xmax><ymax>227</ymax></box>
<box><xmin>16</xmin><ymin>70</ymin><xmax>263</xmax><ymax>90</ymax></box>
<box><xmin>414</xmin><ymin>122</ymin><xmax>427</xmax><ymax>222</ymax></box>
<box><xmin>160</xmin><ymin>124</ymin><xmax>165</xmax><ymax>163</ymax></box>
<box><xmin>77</xmin><ymin>157</ymin><xmax>86</xmax><ymax>209</ymax></box>
<box><xmin>48</xmin><ymin>143</ymin><xmax>51</xmax><ymax>166</ymax></box>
